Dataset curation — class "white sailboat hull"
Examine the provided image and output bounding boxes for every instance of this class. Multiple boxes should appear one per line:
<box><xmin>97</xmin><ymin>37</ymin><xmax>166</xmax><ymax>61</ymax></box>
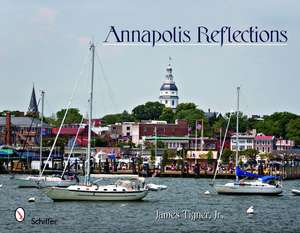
<box><xmin>15</xmin><ymin>176</ymin><xmax>77</xmax><ymax>188</ymax></box>
<box><xmin>215</xmin><ymin>182</ymin><xmax>282</xmax><ymax>195</ymax></box>
<box><xmin>43</xmin><ymin>187</ymin><xmax>148</xmax><ymax>201</ymax></box>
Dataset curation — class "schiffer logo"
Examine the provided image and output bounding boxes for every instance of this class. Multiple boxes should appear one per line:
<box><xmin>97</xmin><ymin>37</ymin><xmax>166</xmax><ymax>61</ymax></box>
<box><xmin>15</xmin><ymin>207</ymin><xmax>25</xmax><ymax>222</ymax></box>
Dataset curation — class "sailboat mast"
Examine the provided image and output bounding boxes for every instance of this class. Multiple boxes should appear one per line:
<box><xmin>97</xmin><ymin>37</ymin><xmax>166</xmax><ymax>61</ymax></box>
<box><xmin>200</xmin><ymin>119</ymin><xmax>204</xmax><ymax>151</ymax></box>
<box><xmin>39</xmin><ymin>90</ymin><xmax>45</xmax><ymax>176</ymax></box>
<box><xmin>155</xmin><ymin>126</ymin><xmax>157</xmax><ymax>157</ymax></box>
<box><xmin>86</xmin><ymin>43</ymin><xmax>95</xmax><ymax>185</ymax></box>
<box><xmin>236</xmin><ymin>86</ymin><xmax>240</xmax><ymax>182</ymax></box>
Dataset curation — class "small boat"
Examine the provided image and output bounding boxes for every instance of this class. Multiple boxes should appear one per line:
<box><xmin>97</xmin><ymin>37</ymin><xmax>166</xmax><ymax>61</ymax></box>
<box><xmin>291</xmin><ymin>189</ymin><xmax>300</xmax><ymax>195</ymax></box>
<box><xmin>145</xmin><ymin>183</ymin><xmax>167</xmax><ymax>191</ymax></box>
<box><xmin>28</xmin><ymin>197</ymin><xmax>36</xmax><ymax>202</ymax></box>
<box><xmin>246</xmin><ymin>206</ymin><xmax>254</xmax><ymax>214</ymax></box>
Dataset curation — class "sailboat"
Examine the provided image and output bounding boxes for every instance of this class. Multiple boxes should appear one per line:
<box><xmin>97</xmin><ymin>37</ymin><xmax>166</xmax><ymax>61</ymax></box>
<box><xmin>42</xmin><ymin>43</ymin><xmax>148</xmax><ymax>201</ymax></box>
<box><xmin>15</xmin><ymin>91</ymin><xmax>78</xmax><ymax>188</ymax></box>
<box><xmin>214</xmin><ymin>87</ymin><xmax>282</xmax><ymax>195</ymax></box>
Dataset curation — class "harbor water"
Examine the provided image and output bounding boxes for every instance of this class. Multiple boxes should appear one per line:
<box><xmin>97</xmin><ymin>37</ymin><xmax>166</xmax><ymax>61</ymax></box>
<box><xmin>0</xmin><ymin>175</ymin><xmax>299</xmax><ymax>233</ymax></box>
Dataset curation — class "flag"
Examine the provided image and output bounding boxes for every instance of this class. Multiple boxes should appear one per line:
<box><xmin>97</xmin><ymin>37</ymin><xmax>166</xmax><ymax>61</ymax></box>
<box><xmin>196</xmin><ymin>122</ymin><xmax>202</xmax><ymax>130</ymax></box>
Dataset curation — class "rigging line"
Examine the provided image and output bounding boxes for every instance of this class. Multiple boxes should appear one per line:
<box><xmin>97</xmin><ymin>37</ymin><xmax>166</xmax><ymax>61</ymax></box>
<box><xmin>61</xmin><ymin>116</ymin><xmax>84</xmax><ymax>178</ymax></box>
<box><xmin>211</xmin><ymin>111</ymin><xmax>233</xmax><ymax>186</ymax></box>
<box><xmin>40</xmin><ymin>50</ymin><xmax>90</xmax><ymax>177</ymax></box>
<box><xmin>95</xmin><ymin>47</ymin><xmax>118</xmax><ymax>112</ymax></box>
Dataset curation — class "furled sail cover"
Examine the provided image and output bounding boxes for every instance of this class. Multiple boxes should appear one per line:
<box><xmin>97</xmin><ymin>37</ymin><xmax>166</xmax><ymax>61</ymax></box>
<box><xmin>236</xmin><ymin>166</ymin><xmax>280</xmax><ymax>182</ymax></box>
<box><xmin>236</xmin><ymin>166</ymin><xmax>262</xmax><ymax>179</ymax></box>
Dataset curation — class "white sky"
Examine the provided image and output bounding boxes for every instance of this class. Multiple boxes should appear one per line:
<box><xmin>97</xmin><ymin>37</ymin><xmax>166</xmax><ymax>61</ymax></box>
<box><xmin>0</xmin><ymin>0</ymin><xmax>299</xmax><ymax>117</ymax></box>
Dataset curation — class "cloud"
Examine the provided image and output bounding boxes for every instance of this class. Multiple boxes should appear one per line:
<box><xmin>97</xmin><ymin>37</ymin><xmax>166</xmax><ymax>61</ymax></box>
<box><xmin>34</xmin><ymin>7</ymin><xmax>57</xmax><ymax>25</ymax></box>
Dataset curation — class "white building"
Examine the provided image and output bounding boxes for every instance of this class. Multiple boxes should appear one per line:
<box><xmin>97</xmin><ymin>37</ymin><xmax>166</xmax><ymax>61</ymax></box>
<box><xmin>159</xmin><ymin>58</ymin><xmax>179</xmax><ymax>110</ymax></box>
<box><xmin>230</xmin><ymin>133</ymin><xmax>255</xmax><ymax>151</ymax></box>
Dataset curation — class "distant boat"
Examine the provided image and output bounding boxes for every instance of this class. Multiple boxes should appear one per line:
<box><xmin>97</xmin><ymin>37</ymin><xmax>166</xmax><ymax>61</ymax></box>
<box><xmin>291</xmin><ymin>189</ymin><xmax>300</xmax><ymax>195</ymax></box>
<box><xmin>214</xmin><ymin>87</ymin><xmax>282</xmax><ymax>195</ymax></box>
<box><xmin>42</xmin><ymin>43</ymin><xmax>148</xmax><ymax>201</ymax></box>
<box><xmin>146</xmin><ymin>183</ymin><xmax>167</xmax><ymax>191</ymax></box>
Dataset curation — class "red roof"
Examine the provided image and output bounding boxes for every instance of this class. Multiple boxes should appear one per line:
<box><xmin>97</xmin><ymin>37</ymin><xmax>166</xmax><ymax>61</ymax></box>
<box><xmin>255</xmin><ymin>135</ymin><xmax>273</xmax><ymax>140</ymax></box>
<box><xmin>83</xmin><ymin>119</ymin><xmax>102</xmax><ymax>127</ymax></box>
<box><xmin>51</xmin><ymin>127</ymin><xmax>86</xmax><ymax>136</ymax></box>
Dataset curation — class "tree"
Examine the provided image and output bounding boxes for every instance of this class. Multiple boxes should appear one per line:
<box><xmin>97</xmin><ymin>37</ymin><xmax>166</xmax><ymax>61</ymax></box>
<box><xmin>207</xmin><ymin>150</ymin><xmax>213</xmax><ymax>161</ymax></box>
<box><xmin>94</xmin><ymin>137</ymin><xmax>108</xmax><ymax>147</ymax></box>
<box><xmin>175</xmin><ymin>103</ymin><xmax>197</xmax><ymax>113</ymax></box>
<box><xmin>56</xmin><ymin>108</ymin><xmax>82</xmax><ymax>126</ymax></box>
<box><xmin>240</xmin><ymin>149</ymin><xmax>259</xmax><ymax>160</ymax></box>
<box><xmin>222</xmin><ymin>149</ymin><xmax>233</xmax><ymax>163</ymax></box>
<box><xmin>159</xmin><ymin>107</ymin><xmax>175</xmax><ymax>123</ymax></box>
<box><xmin>132</xmin><ymin>101</ymin><xmax>164</xmax><ymax>120</ymax></box>
<box><xmin>102</xmin><ymin>110</ymin><xmax>135</xmax><ymax>125</ymax></box>
<box><xmin>226</xmin><ymin>112</ymin><xmax>250</xmax><ymax>133</ymax></box>
<box><xmin>150</xmin><ymin>149</ymin><xmax>156</xmax><ymax>168</ymax></box>
<box><xmin>0</xmin><ymin>110</ymin><xmax>25</xmax><ymax>117</ymax></box>
<box><xmin>175</xmin><ymin>108</ymin><xmax>206</xmax><ymax>128</ymax></box>
<box><xmin>286</xmin><ymin>117</ymin><xmax>300</xmax><ymax>145</ymax></box>
<box><xmin>161</xmin><ymin>149</ymin><xmax>169</xmax><ymax>170</ymax></box>
<box><xmin>253</xmin><ymin>112</ymin><xmax>298</xmax><ymax>138</ymax></box>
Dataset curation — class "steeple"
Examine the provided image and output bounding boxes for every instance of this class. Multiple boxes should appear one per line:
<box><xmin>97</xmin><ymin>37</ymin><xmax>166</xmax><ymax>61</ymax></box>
<box><xmin>159</xmin><ymin>57</ymin><xmax>179</xmax><ymax>110</ymax></box>
<box><xmin>28</xmin><ymin>84</ymin><xmax>39</xmax><ymax>114</ymax></box>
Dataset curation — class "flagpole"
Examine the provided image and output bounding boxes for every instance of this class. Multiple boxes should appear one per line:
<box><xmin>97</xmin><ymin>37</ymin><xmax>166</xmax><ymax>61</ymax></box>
<box><xmin>200</xmin><ymin>119</ymin><xmax>204</xmax><ymax>151</ymax></box>
<box><xmin>194</xmin><ymin>120</ymin><xmax>197</xmax><ymax>172</ymax></box>
<box><xmin>195</xmin><ymin>120</ymin><xmax>197</xmax><ymax>152</ymax></box>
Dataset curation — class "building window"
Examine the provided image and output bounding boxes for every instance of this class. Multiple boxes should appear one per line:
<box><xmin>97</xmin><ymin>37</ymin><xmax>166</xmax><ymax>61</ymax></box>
<box><xmin>165</xmin><ymin>100</ymin><xmax>168</xmax><ymax>104</ymax></box>
<box><xmin>172</xmin><ymin>100</ymin><xmax>174</xmax><ymax>106</ymax></box>
<box><xmin>126</xmin><ymin>126</ymin><xmax>130</xmax><ymax>131</ymax></box>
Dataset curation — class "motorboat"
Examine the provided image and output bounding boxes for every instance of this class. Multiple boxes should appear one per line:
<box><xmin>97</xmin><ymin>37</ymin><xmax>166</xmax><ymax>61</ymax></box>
<box><xmin>291</xmin><ymin>189</ymin><xmax>300</xmax><ymax>195</ymax></box>
<box><xmin>145</xmin><ymin>183</ymin><xmax>167</xmax><ymax>191</ymax></box>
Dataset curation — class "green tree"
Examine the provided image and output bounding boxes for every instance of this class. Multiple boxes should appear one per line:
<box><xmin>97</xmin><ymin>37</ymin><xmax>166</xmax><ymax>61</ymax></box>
<box><xmin>132</xmin><ymin>101</ymin><xmax>164</xmax><ymax>120</ymax></box>
<box><xmin>150</xmin><ymin>149</ymin><xmax>156</xmax><ymax>168</ymax></box>
<box><xmin>254</xmin><ymin>112</ymin><xmax>297</xmax><ymax>138</ymax></box>
<box><xmin>159</xmin><ymin>107</ymin><xmax>175</xmax><ymax>123</ymax></box>
<box><xmin>207</xmin><ymin>150</ymin><xmax>213</xmax><ymax>161</ymax></box>
<box><xmin>56</xmin><ymin>108</ymin><xmax>82</xmax><ymax>126</ymax></box>
<box><xmin>94</xmin><ymin>137</ymin><xmax>108</xmax><ymax>147</ymax></box>
<box><xmin>102</xmin><ymin>110</ymin><xmax>135</xmax><ymax>125</ymax></box>
<box><xmin>286</xmin><ymin>117</ymin><xmax>300</xmax><ymax>145</ymax></box>
<box><xmin>175</xmin><ymin>103</ymin><xmax>197</xmax><ymax>113</ymax></box>
<box><xmin>222</xmin><ymin>149</ymin><xmax>233</xmax><ymax>163</ymax></box>
<box><xmin>175</xmin><ymin>108</ymin><xmax>205</xmax><ymax>128</ymax></box>
<box><xmin>161</xmin><ymin>150</ymin><xmax>169</xmax><ymax>170</ymax></box>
